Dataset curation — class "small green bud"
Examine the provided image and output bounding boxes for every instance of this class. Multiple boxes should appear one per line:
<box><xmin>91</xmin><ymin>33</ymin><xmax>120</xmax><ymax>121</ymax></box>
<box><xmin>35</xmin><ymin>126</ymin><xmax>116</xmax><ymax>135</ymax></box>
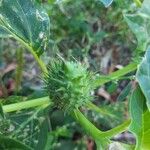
<box><xmin>44</xmin><ymin>58</ymin><xmax>93</xmax><ymax>113</ymax></box>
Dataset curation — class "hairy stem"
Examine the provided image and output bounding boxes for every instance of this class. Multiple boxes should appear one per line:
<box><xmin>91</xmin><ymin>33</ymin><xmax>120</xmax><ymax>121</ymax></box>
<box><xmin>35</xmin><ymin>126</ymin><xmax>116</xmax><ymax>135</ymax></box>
<box><xmin>3</xmin><ymin>96</ymin><xmax>50</xmax><ymax>113</ymax></box>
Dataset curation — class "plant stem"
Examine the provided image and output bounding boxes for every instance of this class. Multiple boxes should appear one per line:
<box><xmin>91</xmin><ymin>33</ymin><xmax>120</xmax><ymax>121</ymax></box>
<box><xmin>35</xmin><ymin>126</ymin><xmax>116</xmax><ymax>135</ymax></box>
<box><xmin>72</xmin><ymin>109</ymin><xmax>131</xmax><ymax>138</ymax></box>
<box><xmin>93</xmin><ymin>62</ymin><xmax>137</xmax><ymax>88</ymax></box>
<box><xmin>134</xmin><ymin>0</ymin><xmax>142</xmax><ymax>7</ymax></box>
<box><xmin>86</xmin><ymin>102</ymin><xmax>131</xmax><ymax>137</ymax></box>
<box><xmin>72</xmin><ymin>109</ymin><xmax>103</xmax><ymax>138</ymax></box>
<box><xmin>72</xmin><ymin>109</ymin><xmax>130</xmax><ymax>140</ymax></box>
<box><xmin>72</xmin><ymin>109</ymin><xmax>110</xmax><ymax>148</ymax></box>
<box><xmin>2</xmin><ymin>96</ymin><xmax>50</xmax><ymax>113</ymax></box>
<box><xmin>103</xmin><ymin>120</ymin><xmax>131</xmax><ymax>138</ymax></box>
<box><xmin>26</xmin><ymin>45</ymin><xmax>48</xmax><ymax>74</ymax></box>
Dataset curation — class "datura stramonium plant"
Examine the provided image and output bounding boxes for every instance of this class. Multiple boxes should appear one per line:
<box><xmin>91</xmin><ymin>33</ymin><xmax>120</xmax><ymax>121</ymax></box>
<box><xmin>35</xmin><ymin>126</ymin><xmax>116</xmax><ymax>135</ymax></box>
<box><xmin>44</xmin><ymin>58</ymin><xmax>93</xmax><ymax>114</ymax></box>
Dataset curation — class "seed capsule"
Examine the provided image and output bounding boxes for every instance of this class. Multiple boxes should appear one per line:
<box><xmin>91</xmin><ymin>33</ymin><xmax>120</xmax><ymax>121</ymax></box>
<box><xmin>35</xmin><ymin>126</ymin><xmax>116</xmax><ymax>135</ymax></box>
<box><xmin>44</xmin><ymin>58</ymin><xmax>93</xmax><ymax>113</ymax></box>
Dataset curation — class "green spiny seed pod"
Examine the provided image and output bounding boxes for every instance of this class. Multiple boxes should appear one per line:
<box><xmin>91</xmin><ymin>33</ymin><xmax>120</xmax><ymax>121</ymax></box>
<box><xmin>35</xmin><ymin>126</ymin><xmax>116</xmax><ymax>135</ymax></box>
<box><xmin>44</xmin><ymin>58</ymin><xmax>93</xmax><ymax>113</ymax></box>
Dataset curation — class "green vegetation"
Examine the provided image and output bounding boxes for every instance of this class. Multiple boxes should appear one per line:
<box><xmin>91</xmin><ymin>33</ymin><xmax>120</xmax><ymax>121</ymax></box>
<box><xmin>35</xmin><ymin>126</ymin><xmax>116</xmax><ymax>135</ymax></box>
<box><xmin>0</xmin><ymin>0</ymin><xmax>150</xmax><ymax>149</ymax></box>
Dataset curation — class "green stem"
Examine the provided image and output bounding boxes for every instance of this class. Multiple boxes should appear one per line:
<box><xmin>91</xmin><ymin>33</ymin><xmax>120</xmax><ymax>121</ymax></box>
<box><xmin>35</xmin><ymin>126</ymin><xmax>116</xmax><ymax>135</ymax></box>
<box><xmin>27</xmin><ymin>46</ymin><xmax>48</xmax><ymax>74</ymax></box>
<box><xmin>2</xmin><ymin>96</ymin><xmax>50</xmax><ymax>113</ymax></box>
<box><xmin>72</xmin><ymin>109</ymin><xmax>110</xmax><ymax>148</ymax></box>
<box><xmin>103</xmin><ymin>120</ymin><xmax>131</xmax><ymax>138</ymax></box>
<box><xmin>73</xmin><ymin>109</ymin><xmax>130</xmax><ymax>139</ymax></box>
<box><xmin>72</xmin><ymin>109</ymin><xmax>130</xmax><ymax>139</ymax></box>
<box><xmin>134</xmin><ymin>0</ymin><xmax>142</xmax><ymax>7</ymax></box>
<box><xmin>93</xmin><ymin>62</ymin><xmax>137</xmax><ymax>88</ymax></box>
<box><xmin>2</xmin><ymin>97</ymin><xmax>130</xmax><ymax>141</ymax></box>
<box><xmin>86</xmin><ymin>102</ymin><xmax>131</xmax><ymax>137</ymax></box>
<box><xmin>72</xmin><ymin>109</ymin><xmax>103</xmax><ymax>137</ymax></box>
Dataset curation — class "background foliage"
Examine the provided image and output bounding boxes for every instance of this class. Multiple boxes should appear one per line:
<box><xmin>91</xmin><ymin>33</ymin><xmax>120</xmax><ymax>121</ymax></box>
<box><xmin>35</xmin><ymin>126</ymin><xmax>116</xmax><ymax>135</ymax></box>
<box><xmin>1</xmin><ymin>0</ymin><xmax>150</xmax><ymax>150</ymax></box>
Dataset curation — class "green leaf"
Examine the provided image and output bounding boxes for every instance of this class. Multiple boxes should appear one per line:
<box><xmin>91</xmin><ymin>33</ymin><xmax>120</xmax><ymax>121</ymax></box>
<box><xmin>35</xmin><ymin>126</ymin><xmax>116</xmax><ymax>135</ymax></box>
<box><xmin>35</xmin><ymin>113</ymin><xmax>49</xmax><ymax>150</ymax></box>
<box><xmin>129</xmin><ymin>86</ymin><xmax>150</xmax><ymax>150</ymax></box>
<box><xmin>124</xmin><ymin>0</ymin><xmax>150</xmax><ymax>52</ymax></box>
<box><xmin>136</xmin><ymin>47</ymin><xmax>150</xmax><ymax>110</ymax></box>
<box><xmin>0</xmin><ymin>135</ymin><xmax>32</xmax><ymax>150</ymax></box>
<box><xmin>8</xmin><ymin>105</ymin><xmax>52</xmax><ymax>148</ymax></box>
<box><xmin>0</xmin><ymin>0</ymin><xmax>50</xmax><ymax>56</ymax></box>
<box><xmin>99</xmin><ymin>0</ymin><xmax>113</xmax><ymax>7</ymax></box>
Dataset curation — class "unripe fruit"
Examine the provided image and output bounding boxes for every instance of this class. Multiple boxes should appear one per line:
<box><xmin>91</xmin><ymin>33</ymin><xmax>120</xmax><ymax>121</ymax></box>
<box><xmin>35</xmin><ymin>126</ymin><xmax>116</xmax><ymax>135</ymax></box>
<box><xmin>44</xmin><ymin>58</ymin><xmax>93</xmax><ymax>113</ymax></box>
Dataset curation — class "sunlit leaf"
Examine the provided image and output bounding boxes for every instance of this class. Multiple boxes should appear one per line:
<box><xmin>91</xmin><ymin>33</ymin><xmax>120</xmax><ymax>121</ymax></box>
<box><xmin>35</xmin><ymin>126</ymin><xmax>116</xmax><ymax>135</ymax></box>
<box><xmin>124</xmin><ymin>0</ymin><xmax>150</xmax><ymax>52</ymax></box>
<box><xmin>0</xmin><ymin>0</ymin><xmax>50</xmax><ymax>56</ymax></box>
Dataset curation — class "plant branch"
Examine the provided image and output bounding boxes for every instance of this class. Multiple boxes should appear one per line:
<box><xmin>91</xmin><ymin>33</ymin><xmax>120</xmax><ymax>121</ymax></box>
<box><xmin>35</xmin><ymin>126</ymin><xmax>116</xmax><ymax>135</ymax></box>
<box><xmin>2</xmin><ymin>97</ymin><xmax>130</xmax><ymax>142</ymax></box>
<box><xmin>93</xmin><ymin>62</ymin><xmax>137</xmax><ymax>88</ymax></box>
<box><xmin>73</xmin><ymin>108</ymin><xmax>130</xmax><ymax>139</ymax></box>
<box><xmin>2</xmin><ymin>96</ymin><xmax>51</xmax><ymax>113</ymax></box>
<box><xmin>72</xmin><ymin>109</ymin><xmax>110</xmax><ymax>148</ymax></box>
<box><xmin>86</xmin><ymin>102</ymin><xmax>131</xmax><ymax>137</ymax></box>
<box><xmin>26</xmin><ymin>45</ymin><xmax>48</xmax><ymax>74</ymax></box>
<box><xmin>87</xmin><ymin>102</ymin><xmax>131</xmax><ymax>137</ymax></box>
<box><xmin>72</xmin><ymin>109</ymin><xmax>104</xmax><ymax>138</ymax></box>
<box><xmin>103</xmin><ymin>120</ymin><xmax>131</xmax><ymax>138</ymax></box>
